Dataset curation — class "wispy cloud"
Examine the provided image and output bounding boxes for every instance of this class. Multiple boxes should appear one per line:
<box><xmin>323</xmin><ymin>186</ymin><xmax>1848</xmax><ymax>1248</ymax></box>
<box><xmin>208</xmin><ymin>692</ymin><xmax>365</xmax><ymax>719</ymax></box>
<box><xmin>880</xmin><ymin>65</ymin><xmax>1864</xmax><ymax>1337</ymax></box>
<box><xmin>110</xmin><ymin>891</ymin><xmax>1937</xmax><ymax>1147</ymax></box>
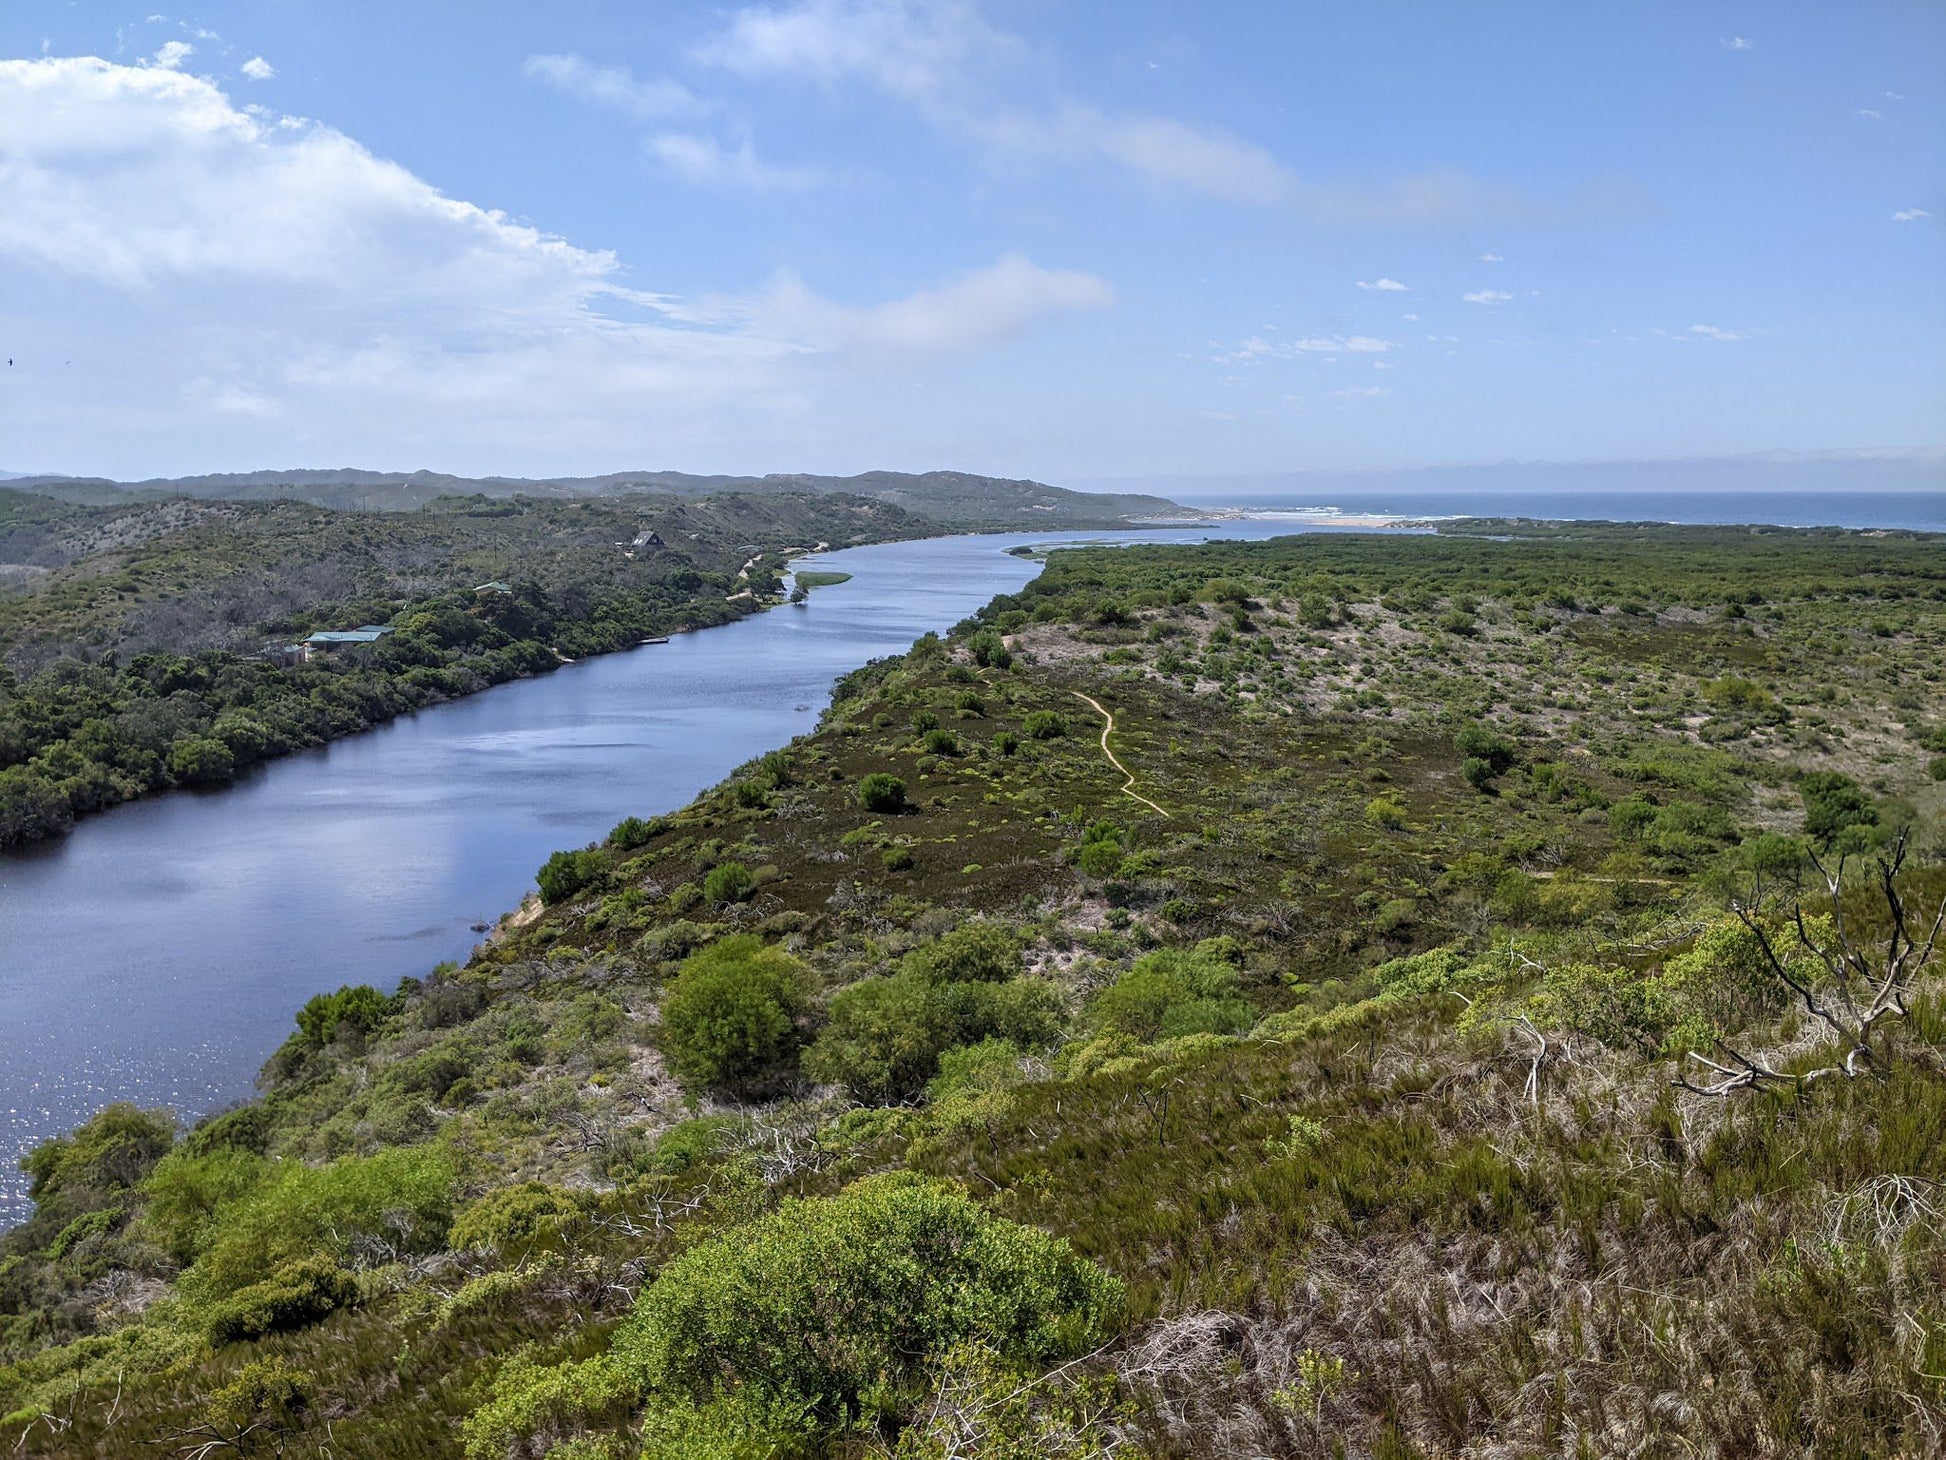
<box><xmin>1356</xmin><ymin>277</ymin><xmax>1409</xmax><ymax>291</ymax></box>
<box><xmin>150</xmin><ymin>40</ymin><xmax>192</xmax><ymax>70</ymax></box>
<box><xmin>1857</xmin><ymin>108</ymin><xmax>1883</xmax><ymax>121</ymax></box>
<box><xmin>1326</xmin><ymin>384</ymin><xmax>1387</xmax><ymax>398</ymax></box>
<box><xmin>1229</xmin><ymin>333</ymin><xmax>1397</xmax><ymax>361</ymax></box>
<box><xmin>1721</xmin><ymin>36</ymin><xmax>1753</xmax><ymax>51</ymax></box>
<box><xmin>1461</xmin><ymin>289</ymin><xmax>1511</xmax><ymax>305</ymax></box>
<box><xmin>691</xmin><ymin>0</ymin><xmax>1546</xmax><ymax>224</ymax></box>
<box><xmin>1893</xmin><ymin>208</ymin><xmax>1932</xmax><ymax>223</ymax></box>
<box><xmin>1688</xmin><ymin>324</ymin><xmax>1747</xmax><ymax>341</ymax></box>
<box><xmin>239</xmin><ymin>56</ymin><xmax>274</xmax><ymax>81</ymax></box>
<box><xmin>647</xmin><ymin>132</ymin><xmax>820</xmax><ymax>190</ymax></box>
<box><xmin>750</xmin><ymin>252</ymin><xmax>1112</xmax><ymax>356</ymax></box>
<box><xmin>523</xmin><ymin>52</ymin><xmax>702</xmax><ymax>120</ymax></box>
<box><xmin>1478</xmin><ymin>251</ymin><xmax>1503</xmax><ymax>262</ymax></box>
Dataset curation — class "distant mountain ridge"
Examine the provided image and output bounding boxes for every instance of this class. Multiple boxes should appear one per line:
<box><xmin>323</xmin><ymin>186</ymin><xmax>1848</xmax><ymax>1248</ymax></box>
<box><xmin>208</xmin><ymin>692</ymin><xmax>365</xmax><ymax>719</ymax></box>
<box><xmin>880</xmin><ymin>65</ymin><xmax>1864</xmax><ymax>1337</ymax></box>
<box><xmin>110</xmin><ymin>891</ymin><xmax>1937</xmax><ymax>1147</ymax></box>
<box><xmin>3</xmin><ymin>468</ymin><xmax>1183</xmax><ymax>526</ymax></box>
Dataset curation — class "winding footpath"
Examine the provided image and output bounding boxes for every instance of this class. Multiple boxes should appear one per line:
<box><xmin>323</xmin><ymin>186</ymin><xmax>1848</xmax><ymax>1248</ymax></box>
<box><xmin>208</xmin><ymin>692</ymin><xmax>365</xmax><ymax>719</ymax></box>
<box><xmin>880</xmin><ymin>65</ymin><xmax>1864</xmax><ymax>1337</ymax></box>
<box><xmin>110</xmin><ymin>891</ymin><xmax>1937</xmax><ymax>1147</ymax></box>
<box><xmin>1070</xmin><ymin>690</ymin><xmax>1171</xmax><ymax>818</ymax></box>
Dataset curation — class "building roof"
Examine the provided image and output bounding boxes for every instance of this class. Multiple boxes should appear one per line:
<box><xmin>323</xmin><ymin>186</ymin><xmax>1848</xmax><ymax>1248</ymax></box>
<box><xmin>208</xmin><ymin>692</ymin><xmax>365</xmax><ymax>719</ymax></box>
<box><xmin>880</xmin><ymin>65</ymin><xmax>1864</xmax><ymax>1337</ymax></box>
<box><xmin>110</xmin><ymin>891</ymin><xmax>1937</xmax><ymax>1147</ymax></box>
<box><xmin>474</xmin><ymin>581</ymin><xmax>512</xmax><ymax>593</ymax></box>
<box><xmin>305</xmin><ymin>626</ymin><xmax>394</xmax><ymax>645</ymax></box>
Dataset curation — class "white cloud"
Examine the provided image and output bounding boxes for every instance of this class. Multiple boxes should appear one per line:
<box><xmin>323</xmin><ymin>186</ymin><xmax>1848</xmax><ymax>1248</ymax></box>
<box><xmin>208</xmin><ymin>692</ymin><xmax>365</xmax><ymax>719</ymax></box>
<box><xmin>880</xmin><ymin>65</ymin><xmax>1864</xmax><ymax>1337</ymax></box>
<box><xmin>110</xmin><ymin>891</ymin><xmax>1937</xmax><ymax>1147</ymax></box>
<box><xmin>1461</xmin><ymin>289</ymin><xmax>1512</xmax><ymax>305</ymax></box>
<box><xmin>522</xmin><ymin>52</ymin><xmax>702</xmax><ymax>120</ymax></box>
<box><xmin>694</xmin><ymin>0</ymin><xmax>1010</xmax><ymax>105</ymax></box>
<box><xmin>1886</xmin><ymin>91</ymin><xmax>1905</xmax><ymax>101</ymax></box>
<box><xmin>751</xmin><ymin>252</ymin><xmax>1111</xmax><ymax>355</ymax></box>
<box><xmin>1401</xmin><ymin>312</ymin><xmax>1419</xmax><ymax>321</ymax></box>
<box><xmin>692</xmin><ymin>0</ymin><xmax>1537</xmax><ymax>222</ymax></box>
<box><xmin>1479</xmin><ymin>251</ymin><xmax>1503</xmax><ymax>262</ymax></box>
<box><xmin>1327</xmin><ymin>385</ymin><xmax>1387</xmax><ymax>398</ymax></box>
<box><xmin>1689</xmin><ymin>324</ymin><xmax>1746</xmax><ymax>341</ymax></box>
<box><xmin>239</xmin><ymin>56</ymin><xmax>275</xmax><ymax>81</ymax></box>
<box><xmin>151</xmin><ymin>40</ymin><xmax>193</xmax><ymax>70</ymax></box>
<box><xmin>1858</xmin><ymin>108</ymin><xmax>1883</xmax><ymax>121</ymax></box>
<box><xmin>1356</xmin><ymin>277</ymin><xmax>1409</xmax><ymax>291</ymax></box>
<box><xmin>1722</xmin><ymin>36</ymin><xmax>1753</xmax><ymax>51</ymax></box>
<box><xmin>0</xmin><ymin>56</ymin><xmax>1107</xmax><ymax>471</ymax></box>
<box><xmin>1893</xmin><ymin>208</ymin><xmax>1932</xmax><ymax>222</ymax></box>
<box><xmin>647</xmin><ymin>132</ymin><xmax>821</xmax><ymax>190</ymax></box>
<box><xmin>1228</xmin><ymin>333</ymin><xmax>1397</xmax><ymax>361</ymax></box>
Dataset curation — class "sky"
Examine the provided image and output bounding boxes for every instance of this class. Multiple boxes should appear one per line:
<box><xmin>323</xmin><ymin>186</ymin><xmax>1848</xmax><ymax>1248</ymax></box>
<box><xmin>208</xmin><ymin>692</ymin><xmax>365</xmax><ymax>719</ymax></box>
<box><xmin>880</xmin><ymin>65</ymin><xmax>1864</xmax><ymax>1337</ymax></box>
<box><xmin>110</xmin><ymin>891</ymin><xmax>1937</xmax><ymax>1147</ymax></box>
<box><xmin>1</xmin><ymin>1</ymin><xmax>1941</xmax><ymax>484</ymax></box>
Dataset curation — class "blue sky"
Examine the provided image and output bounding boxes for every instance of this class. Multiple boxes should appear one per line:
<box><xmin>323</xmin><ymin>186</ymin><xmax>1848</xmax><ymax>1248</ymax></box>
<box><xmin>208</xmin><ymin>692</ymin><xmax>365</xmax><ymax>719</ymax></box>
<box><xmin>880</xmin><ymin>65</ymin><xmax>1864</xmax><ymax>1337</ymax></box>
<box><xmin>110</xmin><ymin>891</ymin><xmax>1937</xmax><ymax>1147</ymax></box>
<box><xmin>1</xmin><ymin>1</ymin><xmax>1940</xmax><ymax>483</ymax></box>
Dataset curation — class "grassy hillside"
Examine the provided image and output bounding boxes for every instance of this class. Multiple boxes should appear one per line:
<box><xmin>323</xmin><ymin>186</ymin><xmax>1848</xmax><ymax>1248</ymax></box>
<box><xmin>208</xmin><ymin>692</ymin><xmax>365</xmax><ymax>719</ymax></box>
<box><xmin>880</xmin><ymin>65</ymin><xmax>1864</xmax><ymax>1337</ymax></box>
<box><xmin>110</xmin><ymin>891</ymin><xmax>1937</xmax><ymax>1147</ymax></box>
<box><xmin>3</xmin><ymin>523</ymin><xmax>1943</xmax><ymax>1457</ymax></box>
<box><xmin>5</xmin><ymin>470</ymin><xmax>1183</xmax><ymax>528</ymax></box>
<box><xmin>0</xmin><ymin>489</ymin><xmax>919</xmax><ymax>845</ymax></box>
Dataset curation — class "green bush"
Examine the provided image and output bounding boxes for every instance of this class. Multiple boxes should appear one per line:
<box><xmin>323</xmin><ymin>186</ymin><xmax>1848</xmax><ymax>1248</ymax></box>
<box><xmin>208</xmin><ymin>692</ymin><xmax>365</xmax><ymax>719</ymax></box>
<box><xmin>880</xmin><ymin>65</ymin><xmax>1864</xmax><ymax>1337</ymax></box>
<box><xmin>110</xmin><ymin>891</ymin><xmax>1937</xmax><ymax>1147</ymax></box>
<box><xmin>703</xmin><ymin>860</ymin><xmax>755</xmax><ymax>904</ymax></box>
<box><xmin>179</xmin><ymin>1147</ymin><xmax>458</xmax><ymax>1302</ymax></box>
<box><xmin>901</xmin><ymin>922</ymin><xmax>1022</xmax><ymax>985</ymax></box>
<box><xmin>805</xmin><ymin>974</ymin><xmax>1062</xmax><ymax>1103</ymax></box>
<box><xmin>856</xmin><ymin>773</ymin><xmax>908</xmax><ymax>813</ymax></box>
<box><xmin>22</xmin><ymin>1103</ymin><xmax>175</xmax><ymax>1207</ymax></box>
<box><xmin>449</xmin><ymin>1182</ymin><xmax>582</xmax><ymax>1255</ymax></box>
<box><xmin>168</xmin><ymin>735</ymin><xmax>236</xmax><ymax>786</ymax></box>
<box><xmin>294</xmin><ymin>983</ymin><xmax>393</xmax><ymax>1047</ymax></box>
<box><xmin>1455</xmin><ymin>724</ymin><xmax>1515</xmax><ymax>774</ymax></box>
<box><xmin>609</xmin><ymin>815</ymin><xmax>665</xmax><ymax>850</ymax></box>
<box><xmin>205</xmin><ymin>1255</ymin><xmax>357</xmax><ymax>1343</ymax></box>
<box><xmin>967</xmin><ymin>628</ymin><xmax>1013</xmax><ymax>669</ymax></box>
<box><xmin>538</xmin><ymin>847</ymin><xmax>607</xmax><ymax>905</ymax></box>
<box><xmin>462</xmin><ymin>1355</ymin><xmax>635</xmax><ymax>1460</ymax></box>
<box><xmin>1799</xmin><ymin>771</ymin><xmax>1878</xmax><ymax>849</ymax></box>
<box><xmin>1023</xmin><ymin>710</ymin><xmax>1067</xmax><ymax>740</ymax></box>
<box><xmin>1090</xmin><ymin>948</ymin><xmax>1253</xmax><ymax>1043</ymax></box>
<box><xmin>1461</xmin><ymin>755</ymin><xmax>1496</xmax><ymax>790</ymax></box>
<box><xmin>609</xmin><ymin>1175</ymin><xmax>1122</xmax><ymax>1424</ymax></box>
<box><xmin>659</xmin><ymin>936</ymin><xmax>807</xmax><ymax>1094</ymax></box>
<box><xmin>922</xmin><ymin>729</ymin><xmax>960</xmax><ymax>756</ymax></box>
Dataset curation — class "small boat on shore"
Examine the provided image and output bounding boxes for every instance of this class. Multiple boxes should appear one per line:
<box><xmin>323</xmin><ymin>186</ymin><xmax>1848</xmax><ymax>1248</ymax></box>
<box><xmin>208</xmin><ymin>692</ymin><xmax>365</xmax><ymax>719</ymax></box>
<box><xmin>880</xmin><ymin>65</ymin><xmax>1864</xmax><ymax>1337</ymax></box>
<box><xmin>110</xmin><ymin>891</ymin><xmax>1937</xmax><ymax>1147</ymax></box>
<box><xmin>640</xmin><ymin>636</ymin><xmax>670</xmax><ymax>645</ymax></box>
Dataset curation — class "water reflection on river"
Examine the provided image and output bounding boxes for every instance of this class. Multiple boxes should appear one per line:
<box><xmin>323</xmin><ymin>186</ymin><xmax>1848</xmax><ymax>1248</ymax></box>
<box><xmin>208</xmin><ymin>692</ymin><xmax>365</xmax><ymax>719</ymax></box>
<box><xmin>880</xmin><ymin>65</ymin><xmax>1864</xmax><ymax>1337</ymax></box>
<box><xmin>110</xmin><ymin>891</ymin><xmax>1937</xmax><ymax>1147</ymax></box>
<box><xmin>0</xmin><ymin>520</ymin><xmax>1376</xmax><ymax>1222</ymax></box>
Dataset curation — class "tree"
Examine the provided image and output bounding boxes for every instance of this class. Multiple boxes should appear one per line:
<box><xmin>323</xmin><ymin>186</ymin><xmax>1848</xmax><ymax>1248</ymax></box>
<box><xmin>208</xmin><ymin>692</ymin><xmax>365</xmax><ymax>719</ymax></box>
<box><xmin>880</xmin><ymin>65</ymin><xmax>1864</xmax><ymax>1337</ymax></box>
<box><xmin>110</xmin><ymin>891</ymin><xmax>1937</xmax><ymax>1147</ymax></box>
<box><xmin>660</xmin><ymin>936</ymin><xmax>806</xmax><ymax>1094</ymax></box>
<box><xmin>1677</xmin><ymin>832</ymin><xmax>1944</xmax><ymax>1096</ymax></box>
<box><xmin>1090</xmin><ymin>948</ymin><xmax>1253</xmax><ymax>1043</ymax></box>
<box><xmin>168</xmin><ymin>735</ymin><xmax>237</xmax><ymax>786</ymax></box>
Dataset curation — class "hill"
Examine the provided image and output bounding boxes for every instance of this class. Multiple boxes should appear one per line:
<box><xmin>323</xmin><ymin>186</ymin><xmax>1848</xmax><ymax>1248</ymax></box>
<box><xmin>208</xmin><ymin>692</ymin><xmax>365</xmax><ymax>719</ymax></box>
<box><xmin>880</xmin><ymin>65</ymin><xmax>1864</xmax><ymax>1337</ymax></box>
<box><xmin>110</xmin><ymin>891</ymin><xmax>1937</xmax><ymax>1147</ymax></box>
<box><xmin>4</xmin><ymin>469</ymin><xmax>1184</xmax><ymax>527</ymax></box>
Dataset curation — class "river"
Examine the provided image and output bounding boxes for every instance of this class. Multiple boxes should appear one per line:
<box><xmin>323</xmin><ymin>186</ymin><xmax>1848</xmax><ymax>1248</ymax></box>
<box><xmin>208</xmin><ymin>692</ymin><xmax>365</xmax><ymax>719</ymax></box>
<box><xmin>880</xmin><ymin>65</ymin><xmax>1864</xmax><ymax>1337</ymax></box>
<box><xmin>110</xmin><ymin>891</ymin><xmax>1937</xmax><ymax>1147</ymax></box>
<box><xmin>0</xmin><ymin>520</ymin><xmax>1354</xmax><ymax>1225</ymax></box>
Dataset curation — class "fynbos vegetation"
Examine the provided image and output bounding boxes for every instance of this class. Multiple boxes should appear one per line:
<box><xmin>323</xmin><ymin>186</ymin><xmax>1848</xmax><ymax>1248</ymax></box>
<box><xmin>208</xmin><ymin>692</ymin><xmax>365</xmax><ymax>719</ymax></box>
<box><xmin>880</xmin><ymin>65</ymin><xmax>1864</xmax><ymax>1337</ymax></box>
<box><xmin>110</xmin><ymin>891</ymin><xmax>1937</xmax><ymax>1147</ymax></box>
<box><xmin>3</xmin><ymin>521</ymin><xmax>1944</xmax><ymax>1457</ymax></box>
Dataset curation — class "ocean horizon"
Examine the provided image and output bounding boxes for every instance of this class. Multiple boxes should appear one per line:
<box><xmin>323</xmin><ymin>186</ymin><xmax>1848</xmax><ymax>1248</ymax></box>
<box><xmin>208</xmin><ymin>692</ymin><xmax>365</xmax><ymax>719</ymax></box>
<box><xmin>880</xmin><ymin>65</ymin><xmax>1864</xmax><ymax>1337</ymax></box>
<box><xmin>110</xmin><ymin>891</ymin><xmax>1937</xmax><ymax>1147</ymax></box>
<box><xmin>1162</xmin><ymin>487</ymin><xmax>1946</xmax><ymax>534</ymax></box>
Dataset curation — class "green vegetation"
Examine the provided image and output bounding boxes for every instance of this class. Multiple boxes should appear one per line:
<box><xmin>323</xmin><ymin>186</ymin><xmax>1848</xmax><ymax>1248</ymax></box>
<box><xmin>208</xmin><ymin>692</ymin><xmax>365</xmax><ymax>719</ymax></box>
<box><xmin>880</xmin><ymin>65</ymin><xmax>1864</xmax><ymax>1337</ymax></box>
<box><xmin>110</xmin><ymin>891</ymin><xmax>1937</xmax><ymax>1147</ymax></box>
<box><xmin>5</xmin><ymin>521</ymin><xmax>1945</xmax><ymax>1456</ymax></box>
<box><xmin>0</xmin><ymin>488</ymin><xmax>922</xmax><ymax>845</ymax></box>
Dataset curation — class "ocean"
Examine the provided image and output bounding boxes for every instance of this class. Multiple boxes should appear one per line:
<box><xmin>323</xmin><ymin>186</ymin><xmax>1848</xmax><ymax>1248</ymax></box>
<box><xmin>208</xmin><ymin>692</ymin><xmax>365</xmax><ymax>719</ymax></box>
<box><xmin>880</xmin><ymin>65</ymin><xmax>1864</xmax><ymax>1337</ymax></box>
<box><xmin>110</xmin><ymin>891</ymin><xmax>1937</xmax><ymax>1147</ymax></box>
<box><xmin>1163</xmin><ymin>489</ymin><xmax>1946</xmax><ymax>534</ymax></box>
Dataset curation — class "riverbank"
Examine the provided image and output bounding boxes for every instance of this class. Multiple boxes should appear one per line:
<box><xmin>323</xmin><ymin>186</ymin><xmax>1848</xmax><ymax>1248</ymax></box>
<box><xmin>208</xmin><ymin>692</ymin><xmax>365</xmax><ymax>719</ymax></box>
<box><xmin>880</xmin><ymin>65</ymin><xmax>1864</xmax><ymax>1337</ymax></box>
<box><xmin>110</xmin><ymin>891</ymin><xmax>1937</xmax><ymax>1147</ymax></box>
<box><xmin>0</xmin><ymin>493</ymin><xmax>929</xmax><ymax>850</ymax></box>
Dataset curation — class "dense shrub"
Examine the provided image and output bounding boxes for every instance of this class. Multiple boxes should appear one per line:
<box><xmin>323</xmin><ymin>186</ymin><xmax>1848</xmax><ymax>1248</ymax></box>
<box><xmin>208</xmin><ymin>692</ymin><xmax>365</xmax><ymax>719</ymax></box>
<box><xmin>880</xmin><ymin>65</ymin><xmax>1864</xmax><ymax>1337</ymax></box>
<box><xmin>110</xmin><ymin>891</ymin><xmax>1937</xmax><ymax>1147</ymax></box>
<box><xmin>901</xmin><ymin>922</ymin><xmax>1022</xmax><ymax>985</ymax></box>
<box><xmin>1798</xmin><ymin>770</ymin><xmax>1878</xmax><ymax>849</ymax></box>
<box><xmin>177</xmin><ymin>1147</ymin><xmax>458</xmax><ymax>1301</ymax></box>
<box><xmin>703</xmin><ymin>860</ymin><xmax>755</xmax><ymax>904</ymax></box>
<box><xmin>294</xmin><ymin>983</ymin><xmax>393</xmax><ymax>1048</ymax></box>
<box><xmin>609</xmin><ymin>1175</ymin><xmax>1122</xmax><ymax>1423</ymax></box>
<box><xmin>205</xmin><ymin>1255</ymin><xmax>357</xmax><ymax>1343</ymax></box>
<box><xmin>1089</xmin><ymin>948</ymin><xmax>1253</xmax><ymax>1042</ymax></box>
<box><xmin>538</xmin><ymin>847</ymin><xmax>607</xmax><ymax>905</ymax></box>
<box><xmin>1455</xmin><ymin>724</ymin><xmax>1516</xmax><ymax>774</ymax></box>
<box><xmin>659</xmin><ymin>936</ymin><xmax>807</xmax><ymax>1094</ymax></box>
<box><xmin>856</xmin><ymin>772</ymin><xmax>907</xmax><ymax>813</ymax></box>
<box><xmin>608</xmin><ymin>815</ymin><xmax>665</xmax><ymax>850</ymax></box>
<box><xmin>448</xmin><ymin>1182</ymin><xmax>582</xmax><ymax>1255</ymax></box>
<box><xmin>806</xmin><ymin>974</ymin><xmax>1062</xmax><ymax>1102</ymax></box>
<box><xmin>22</xmin><ymin>1103</ymin><xmax>175</xmax><ymax>1208</ymax></box>
<box><xmin>1023</xmin><ymin>710</ymin><xmax>1067</xmax><ymax>740</ymax></box>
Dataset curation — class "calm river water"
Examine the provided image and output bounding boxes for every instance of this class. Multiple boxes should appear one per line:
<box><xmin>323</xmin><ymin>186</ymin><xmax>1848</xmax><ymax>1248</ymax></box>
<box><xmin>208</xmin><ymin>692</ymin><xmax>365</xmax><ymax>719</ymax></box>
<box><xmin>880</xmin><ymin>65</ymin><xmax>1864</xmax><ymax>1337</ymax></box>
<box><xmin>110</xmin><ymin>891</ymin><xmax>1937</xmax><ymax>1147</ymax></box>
<box><xmin>0</xmin><ymin>521</ymin><xmax>1344</xmax><ymax>1224</ymax></box>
